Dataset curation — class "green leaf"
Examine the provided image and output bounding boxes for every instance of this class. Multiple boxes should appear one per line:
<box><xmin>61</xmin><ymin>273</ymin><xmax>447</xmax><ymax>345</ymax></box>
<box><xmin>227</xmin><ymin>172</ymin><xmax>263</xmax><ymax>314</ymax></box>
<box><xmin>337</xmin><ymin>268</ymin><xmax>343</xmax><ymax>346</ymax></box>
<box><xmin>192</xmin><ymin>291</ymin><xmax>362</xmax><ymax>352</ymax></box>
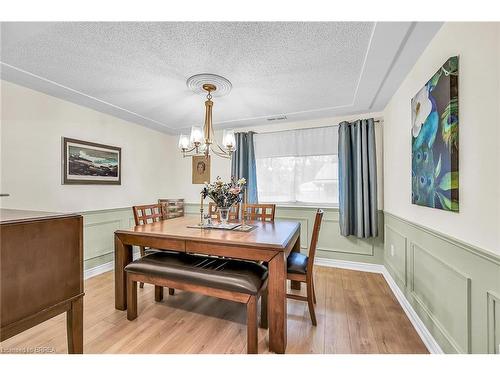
<box><xmin>436</xmin><ymin>191</ymin><xmax>451</xmax><ymax>210</ymax></box>
<box><xmin>438</xmin><ymin>171</ymin><xmax>459</xmax><ymax>191</ymax></box>
<box><xmin>436</xmin><ymin>192</ymin><xmax>459</xmax><ymax>212</ymax></box>
<box><xmin>434</xmin><ymin>154</ymin><xmax>442</xmax><ymax>178</ymax></box>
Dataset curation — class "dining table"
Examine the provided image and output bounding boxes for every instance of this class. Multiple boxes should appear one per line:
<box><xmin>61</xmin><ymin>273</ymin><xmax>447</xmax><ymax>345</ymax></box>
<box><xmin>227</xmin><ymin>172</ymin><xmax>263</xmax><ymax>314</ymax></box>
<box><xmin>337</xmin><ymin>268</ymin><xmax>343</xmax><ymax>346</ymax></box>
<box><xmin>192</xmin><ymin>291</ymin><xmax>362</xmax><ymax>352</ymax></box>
<box><xmin>114</xmin><ymin>215</ymin><xmax>301</xmax><ymax>354</ymax></box>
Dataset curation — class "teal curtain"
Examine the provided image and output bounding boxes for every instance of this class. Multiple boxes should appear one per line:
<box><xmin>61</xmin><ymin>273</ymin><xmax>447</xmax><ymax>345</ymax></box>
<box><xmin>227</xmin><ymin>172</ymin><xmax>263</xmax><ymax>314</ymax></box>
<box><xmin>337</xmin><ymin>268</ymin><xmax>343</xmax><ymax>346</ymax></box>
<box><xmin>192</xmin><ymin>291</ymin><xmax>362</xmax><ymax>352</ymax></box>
<box><xmin>231</xmin><ymin>132</ymin><xmax>258</xmax><ymax>203</ymax></box>
<box><xmin>338</xmin><ymin>118</ymin><xmax>378</xmax><ymax>238</ymax></box>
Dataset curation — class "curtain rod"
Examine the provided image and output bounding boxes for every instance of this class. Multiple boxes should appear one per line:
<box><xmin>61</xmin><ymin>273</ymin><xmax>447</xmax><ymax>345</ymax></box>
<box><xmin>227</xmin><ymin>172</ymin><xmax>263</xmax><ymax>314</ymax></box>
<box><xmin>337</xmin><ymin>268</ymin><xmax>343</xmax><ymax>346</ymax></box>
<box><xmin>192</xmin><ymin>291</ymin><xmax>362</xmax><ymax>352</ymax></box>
<box><xmin>245</xmin><ymin>118</ymin><xmax>383</xmax><ymax>135</ymax></box>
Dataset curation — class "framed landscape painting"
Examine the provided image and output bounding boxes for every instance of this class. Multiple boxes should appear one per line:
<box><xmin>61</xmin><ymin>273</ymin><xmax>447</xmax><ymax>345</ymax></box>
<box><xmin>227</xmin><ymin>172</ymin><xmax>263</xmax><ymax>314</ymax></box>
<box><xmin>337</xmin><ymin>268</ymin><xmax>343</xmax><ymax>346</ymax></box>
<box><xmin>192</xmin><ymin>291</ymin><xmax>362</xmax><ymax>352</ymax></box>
<box><xmin>411</xmin><ymin>56</ymin><xmax>459</xmax><ymax>211</ymax></box>
<box><xmin>62</xmin><ymin>137</ymin><xmax>121</xmax><ymax>185</ymax></box>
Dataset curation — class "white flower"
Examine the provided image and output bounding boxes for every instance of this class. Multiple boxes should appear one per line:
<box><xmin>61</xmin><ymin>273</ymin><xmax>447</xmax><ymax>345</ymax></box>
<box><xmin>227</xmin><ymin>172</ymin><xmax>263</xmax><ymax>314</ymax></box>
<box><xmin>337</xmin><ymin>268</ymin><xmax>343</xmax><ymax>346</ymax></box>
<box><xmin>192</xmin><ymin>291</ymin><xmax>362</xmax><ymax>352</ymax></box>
<box><xmin>411</xmin><ymin>86</ymin><xmax>432</xmax><ymax>138</ymax></box>
<box><xmin>237</xmin><ymin>178</ymin><xmax>246</xmax><ymax>185</ymax></box>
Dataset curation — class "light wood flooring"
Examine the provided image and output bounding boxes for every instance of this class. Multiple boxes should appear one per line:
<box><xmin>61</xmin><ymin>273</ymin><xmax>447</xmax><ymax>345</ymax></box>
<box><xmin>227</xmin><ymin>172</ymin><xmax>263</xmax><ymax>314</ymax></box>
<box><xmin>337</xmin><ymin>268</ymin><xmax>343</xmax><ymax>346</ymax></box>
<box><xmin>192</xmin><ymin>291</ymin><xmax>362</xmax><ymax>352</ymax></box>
<box><xmin>0</xmin><ymin>266</ymin><xmax>428</xmax><ymax>354</ymax></box>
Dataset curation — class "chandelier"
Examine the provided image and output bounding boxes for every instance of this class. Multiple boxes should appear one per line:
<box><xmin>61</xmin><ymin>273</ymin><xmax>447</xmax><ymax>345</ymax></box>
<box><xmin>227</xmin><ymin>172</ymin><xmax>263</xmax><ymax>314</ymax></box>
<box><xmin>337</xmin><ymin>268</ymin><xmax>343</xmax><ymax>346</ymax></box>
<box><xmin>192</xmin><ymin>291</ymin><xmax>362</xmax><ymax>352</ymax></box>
<box><xmin>178</xmin><ymin>74</ymin><xmax>236</xmax><ymax>159</ymax></box>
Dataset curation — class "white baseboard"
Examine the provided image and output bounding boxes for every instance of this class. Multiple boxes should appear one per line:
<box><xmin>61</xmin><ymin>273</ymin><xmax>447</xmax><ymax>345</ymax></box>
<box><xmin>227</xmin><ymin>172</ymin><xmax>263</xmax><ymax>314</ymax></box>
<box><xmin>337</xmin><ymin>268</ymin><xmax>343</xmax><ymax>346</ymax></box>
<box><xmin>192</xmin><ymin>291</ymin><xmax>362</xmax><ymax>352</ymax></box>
<box><xmin>315</xmin><ymin>257</ymin><xmax>385</xmax><ymax>274</ymax></box>
<box><xmin>84</xmin><ymin>260</ymin><xmax>114</xmax><ymax>280</ymax></box>
<box><xmin>84</xmin><ymin>250</ymin><xmax>140</xmax><ymax>280</ymax></box>
<box><xmin>380</xmin><ymin>267</ymin><xmax>444</xmax><ymax>354</ymax></box>
<box><xmin>315</xmin><ymin>257</ymin><xmax>444</xmax><ymax>354</ymax></box>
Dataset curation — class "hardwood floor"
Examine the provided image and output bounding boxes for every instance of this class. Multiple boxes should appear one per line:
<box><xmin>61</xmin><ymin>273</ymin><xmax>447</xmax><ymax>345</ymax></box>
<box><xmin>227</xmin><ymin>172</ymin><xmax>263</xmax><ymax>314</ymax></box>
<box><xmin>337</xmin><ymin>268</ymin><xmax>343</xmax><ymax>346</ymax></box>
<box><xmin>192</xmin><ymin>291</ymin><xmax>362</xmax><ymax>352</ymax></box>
<box><xmin>0</xmin><ymin>266</ymin><xmax>428</xmax><ymax>354</ymax></box>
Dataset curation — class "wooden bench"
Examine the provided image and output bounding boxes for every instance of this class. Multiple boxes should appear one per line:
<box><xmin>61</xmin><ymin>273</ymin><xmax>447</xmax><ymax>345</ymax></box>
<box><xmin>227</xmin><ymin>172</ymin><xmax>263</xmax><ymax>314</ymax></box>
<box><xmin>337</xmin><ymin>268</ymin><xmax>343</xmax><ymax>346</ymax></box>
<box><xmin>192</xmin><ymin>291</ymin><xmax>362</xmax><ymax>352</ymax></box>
<box><xmin>124</xmin><ymin>252</ymin><xmax>268</xmax><ymax>354</ymax></box>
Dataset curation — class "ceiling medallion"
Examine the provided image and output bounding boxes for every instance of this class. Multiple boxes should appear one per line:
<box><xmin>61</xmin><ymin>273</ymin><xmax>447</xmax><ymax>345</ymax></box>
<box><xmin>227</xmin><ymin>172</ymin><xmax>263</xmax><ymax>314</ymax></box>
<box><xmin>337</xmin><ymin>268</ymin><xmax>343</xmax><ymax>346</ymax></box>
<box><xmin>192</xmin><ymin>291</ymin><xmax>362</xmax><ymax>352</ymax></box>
<box><xmin>186</xmin><ymin>73</ymin><xmax>232</xmax><ymax>97</ymax></box>
<box><xmin>179</xmin><ymin>74</ymin><xmax>235</xmax><ymax>159</ymax></box>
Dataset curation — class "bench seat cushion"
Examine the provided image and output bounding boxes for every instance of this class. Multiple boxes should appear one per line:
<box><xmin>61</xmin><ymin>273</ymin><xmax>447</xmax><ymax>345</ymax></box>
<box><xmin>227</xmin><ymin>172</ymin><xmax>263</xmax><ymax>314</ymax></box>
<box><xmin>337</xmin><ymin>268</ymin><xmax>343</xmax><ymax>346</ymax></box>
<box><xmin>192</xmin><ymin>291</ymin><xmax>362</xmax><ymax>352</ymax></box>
<box><xmin>125</xmin><ymin>252</ymin><xmax>268</xmax><ymax>295</ymax></box>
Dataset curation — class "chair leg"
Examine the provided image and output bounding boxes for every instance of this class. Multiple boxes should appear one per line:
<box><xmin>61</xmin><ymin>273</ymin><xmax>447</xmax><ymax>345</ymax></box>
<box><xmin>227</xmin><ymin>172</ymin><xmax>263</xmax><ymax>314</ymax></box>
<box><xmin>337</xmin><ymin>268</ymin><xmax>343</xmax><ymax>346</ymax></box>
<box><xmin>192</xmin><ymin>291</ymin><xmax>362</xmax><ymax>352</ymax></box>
<box><xmin>127</xmin><ymin>276</ymin><xmax>138</xmax><ymax>321</ymax></box>
<box><xmin>260</xmin><ymin>288</ymin><xmax>268</xmax><ymax>329</ymax></box>
<box><xmin>246</xmin><ymin>295</ymin><xmax>258</xmax><ymax>354</ymax></box>
<box><xmin>306</xmin><ymin>282</ymin><xmax>317</xmax><ymax>326</ymax></box>
<box><xmin>139</xmin><ymin>247</ymin><xmax>145</xmax><ymax>289</ymax></box>
<box><xmin>168</xmin><ymin>288</ymin><xmax>175</xmax><ymax>296</ymax></box>
<box><xmin>155</xmin><ymin>286</ymin><xmax>164</xmax><ymax>302</ymax></box>
<box><xmin>312</xmin><ymin>278</ymin><xmax>317</xmax><ymax>304</ymax></box>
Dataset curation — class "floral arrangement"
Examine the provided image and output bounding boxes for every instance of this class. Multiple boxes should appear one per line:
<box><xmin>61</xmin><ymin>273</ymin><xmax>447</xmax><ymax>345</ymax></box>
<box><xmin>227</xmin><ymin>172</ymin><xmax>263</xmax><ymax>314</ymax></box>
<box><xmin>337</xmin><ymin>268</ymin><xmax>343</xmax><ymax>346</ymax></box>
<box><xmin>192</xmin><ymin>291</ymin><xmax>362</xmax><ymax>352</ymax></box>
<box><xmin>201</xmin><ymin>177</ymin><xmax>246</xmax><ymax>208</ymax></box>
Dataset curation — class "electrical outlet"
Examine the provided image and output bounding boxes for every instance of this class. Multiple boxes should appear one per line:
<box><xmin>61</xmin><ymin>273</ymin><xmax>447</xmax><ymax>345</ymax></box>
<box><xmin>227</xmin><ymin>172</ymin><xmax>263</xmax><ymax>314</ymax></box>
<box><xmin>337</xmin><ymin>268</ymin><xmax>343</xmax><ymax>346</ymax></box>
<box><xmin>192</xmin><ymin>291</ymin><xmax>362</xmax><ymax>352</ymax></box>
<box><xmin>390</xmin><ymin>244</ymin><xmax>395</xmax><ymax>257</ymax></box>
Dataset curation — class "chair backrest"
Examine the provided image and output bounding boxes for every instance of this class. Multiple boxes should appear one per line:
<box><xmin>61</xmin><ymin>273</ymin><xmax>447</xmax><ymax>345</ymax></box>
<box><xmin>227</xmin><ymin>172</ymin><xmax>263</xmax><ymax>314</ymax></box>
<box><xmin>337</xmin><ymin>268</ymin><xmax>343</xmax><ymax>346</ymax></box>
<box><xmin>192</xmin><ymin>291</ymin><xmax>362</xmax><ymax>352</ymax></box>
<box><xmin>208</xmin><ymin>202</ymin><xmax>240</xmax><ymax>222</ymax></box>
<box><xmin>306</xmin><ymin>209</ymin><xmax>324</xmax><ymax>276</ymax></box>
<box><xmin>132</xmin><ymin>204</ymin><xmax>164</xmax><ymax>225</ymax></box>
<box><xmin>158</xmin><ymin>198</ymin><xmax>184</xmax><ymax>220</ymax></box>
<box><xmin>241</xmin><ymin>204</ymin><xmax>276</xmax><ymax>222</ymax></box>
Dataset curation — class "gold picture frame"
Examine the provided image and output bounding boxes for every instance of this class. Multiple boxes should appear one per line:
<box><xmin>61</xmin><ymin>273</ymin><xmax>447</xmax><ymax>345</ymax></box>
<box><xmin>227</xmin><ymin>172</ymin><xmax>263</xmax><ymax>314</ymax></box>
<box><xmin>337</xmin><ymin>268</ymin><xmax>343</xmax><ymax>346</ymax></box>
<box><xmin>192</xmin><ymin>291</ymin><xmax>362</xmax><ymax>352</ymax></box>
<box><xmin>192</xmin><ymin>155</ymin><xmax>210</xmax><ymax>184</ymax></box>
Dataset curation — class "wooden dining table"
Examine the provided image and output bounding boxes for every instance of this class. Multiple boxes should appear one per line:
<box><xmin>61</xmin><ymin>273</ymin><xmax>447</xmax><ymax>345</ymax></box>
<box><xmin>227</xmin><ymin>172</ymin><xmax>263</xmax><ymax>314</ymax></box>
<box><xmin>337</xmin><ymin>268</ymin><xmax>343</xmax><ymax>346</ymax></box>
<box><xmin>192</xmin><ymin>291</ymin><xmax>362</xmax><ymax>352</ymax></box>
<box><xmin>114</xmin><ymin>215</ymin><xmax>301</xmax><ymax>354</ymax></box>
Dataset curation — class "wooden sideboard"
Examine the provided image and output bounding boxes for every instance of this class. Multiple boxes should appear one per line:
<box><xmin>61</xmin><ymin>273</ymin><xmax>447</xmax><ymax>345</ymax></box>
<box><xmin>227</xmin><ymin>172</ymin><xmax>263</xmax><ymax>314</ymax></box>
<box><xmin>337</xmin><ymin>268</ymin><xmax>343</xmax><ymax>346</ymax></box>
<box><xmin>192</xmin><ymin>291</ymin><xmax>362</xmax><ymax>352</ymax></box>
<box><xmin>0</xmin><ymin>209</ymin><xmax>84</xmax><ymax>353</ymax></box>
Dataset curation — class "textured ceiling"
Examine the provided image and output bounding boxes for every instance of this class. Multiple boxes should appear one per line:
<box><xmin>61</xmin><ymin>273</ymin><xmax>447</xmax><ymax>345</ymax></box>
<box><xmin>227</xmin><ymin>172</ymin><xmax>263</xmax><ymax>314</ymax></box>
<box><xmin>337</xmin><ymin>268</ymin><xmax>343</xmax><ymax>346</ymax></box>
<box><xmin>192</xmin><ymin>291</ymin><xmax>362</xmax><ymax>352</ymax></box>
<box><xmin>0</xmin><ymin>22</ymin><xmax>442</xmax><ymax>133</ymax></box>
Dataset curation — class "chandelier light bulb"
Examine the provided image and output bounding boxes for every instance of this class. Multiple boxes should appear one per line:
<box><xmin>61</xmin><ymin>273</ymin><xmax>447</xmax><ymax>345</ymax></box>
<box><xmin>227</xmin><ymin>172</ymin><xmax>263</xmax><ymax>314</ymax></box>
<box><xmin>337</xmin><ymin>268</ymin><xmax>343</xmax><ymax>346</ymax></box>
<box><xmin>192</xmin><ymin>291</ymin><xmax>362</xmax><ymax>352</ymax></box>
<box><xmin>178</xmin><ymin>134</ymin><xmax>190</xmax><ymax>150</ymax></box>
<box><xmin>222</xmin><ymin>129</ymin><xmax>236</xmax><ymax>150</ymax></box>
<box><xmin>190</xmin><ymin>126</ymin><xmax>203</xmax><ymax>146</ymax></box>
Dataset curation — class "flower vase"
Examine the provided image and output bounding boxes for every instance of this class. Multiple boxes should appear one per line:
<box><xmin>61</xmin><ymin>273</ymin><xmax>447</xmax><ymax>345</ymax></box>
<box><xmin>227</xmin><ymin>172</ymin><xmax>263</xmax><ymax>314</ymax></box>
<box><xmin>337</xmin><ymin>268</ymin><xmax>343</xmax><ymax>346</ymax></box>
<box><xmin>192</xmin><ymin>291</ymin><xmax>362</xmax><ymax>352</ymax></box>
<box><xmin>218</xmin><ymin>207</ymin><xmax>230</xmax><ymax>226</ymax></box>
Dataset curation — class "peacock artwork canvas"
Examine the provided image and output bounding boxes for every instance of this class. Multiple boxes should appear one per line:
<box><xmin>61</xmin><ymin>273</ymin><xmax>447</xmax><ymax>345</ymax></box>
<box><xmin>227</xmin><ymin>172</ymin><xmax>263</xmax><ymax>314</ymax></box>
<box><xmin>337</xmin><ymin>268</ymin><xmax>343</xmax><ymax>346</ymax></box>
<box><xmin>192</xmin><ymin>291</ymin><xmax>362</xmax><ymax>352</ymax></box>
<box><xmin>411</xmin><ymin>56</ymin><xmax>459</xmax><ymax>211</ymax></box>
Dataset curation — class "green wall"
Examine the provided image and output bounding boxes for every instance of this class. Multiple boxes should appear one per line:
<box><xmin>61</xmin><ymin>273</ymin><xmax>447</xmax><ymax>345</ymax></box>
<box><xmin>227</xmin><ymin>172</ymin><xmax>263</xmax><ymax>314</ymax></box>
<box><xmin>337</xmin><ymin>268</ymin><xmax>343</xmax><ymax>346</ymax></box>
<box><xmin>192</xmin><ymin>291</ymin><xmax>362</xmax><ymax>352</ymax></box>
<box><xmin>82</xmin><ymin>207</ymin><xmax>136</xmax><ymax>270</ymax></box>
<box><xmin>80</xmin><ymin>205</ymin><xmax>500</xmax><ymax>354</ymax></box>
<box><xmin>384</xmin><ymin>212</ymin><xmax>500</xmax><ymax>354</ymax></box>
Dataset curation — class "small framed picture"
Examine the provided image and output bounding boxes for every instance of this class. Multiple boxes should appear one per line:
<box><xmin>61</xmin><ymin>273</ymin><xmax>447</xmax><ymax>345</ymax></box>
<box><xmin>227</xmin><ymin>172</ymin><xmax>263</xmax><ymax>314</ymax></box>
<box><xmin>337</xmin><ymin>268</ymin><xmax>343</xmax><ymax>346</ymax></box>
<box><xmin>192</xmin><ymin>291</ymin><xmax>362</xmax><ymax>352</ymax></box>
<box><xmin>192</xmin><ymin>155</ymin><xmax>210</xmax><ymax>184</ymax></box>
<box><xmin>62</xmin><ymin>137</ymin><xmax>121</xmax><ymax>185</ymax></box>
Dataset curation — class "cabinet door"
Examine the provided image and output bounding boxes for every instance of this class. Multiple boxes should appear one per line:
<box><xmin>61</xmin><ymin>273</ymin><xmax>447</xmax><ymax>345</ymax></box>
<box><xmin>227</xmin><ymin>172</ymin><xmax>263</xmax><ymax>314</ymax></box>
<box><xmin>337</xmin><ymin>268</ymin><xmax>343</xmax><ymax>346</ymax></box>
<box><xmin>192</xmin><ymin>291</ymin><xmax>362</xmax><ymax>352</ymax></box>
<box><xmin>1</xmin><ymin>216</ymin><xmax>82</xmax><ymax>327</ymax></box>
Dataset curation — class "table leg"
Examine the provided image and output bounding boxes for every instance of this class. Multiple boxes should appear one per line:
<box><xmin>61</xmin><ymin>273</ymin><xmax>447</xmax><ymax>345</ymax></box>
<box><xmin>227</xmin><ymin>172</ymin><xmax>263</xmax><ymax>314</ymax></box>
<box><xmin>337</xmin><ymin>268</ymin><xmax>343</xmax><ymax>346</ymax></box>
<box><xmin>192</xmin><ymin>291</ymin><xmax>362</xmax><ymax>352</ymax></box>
<box><xmin>67</xmin><ymin>296</ymin><xmax>83</xmax><ymax>354</ymax></box>
<box><xmin>268</xmin><ymin>251</ymin><xmax>287</xmax><ymax>354</ymax></box>
<box><xmin>290</xmin><ymin>234</ymin><xmax>301</xmax><ymax>291</ymax></box>
<box><xmin>115</xmin><ymin>235</ymin><xmax>133</xmax><ymax>310</ymax></box>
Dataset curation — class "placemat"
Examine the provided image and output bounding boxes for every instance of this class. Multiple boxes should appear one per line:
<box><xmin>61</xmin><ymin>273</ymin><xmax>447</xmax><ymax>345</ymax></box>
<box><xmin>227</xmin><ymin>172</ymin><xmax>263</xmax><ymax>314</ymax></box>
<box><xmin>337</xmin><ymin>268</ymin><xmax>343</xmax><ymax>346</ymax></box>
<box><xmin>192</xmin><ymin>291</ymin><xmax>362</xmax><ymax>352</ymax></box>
<box><xmin>187</xmin><ymin>223</ymin><xmax>242</xmax><ymax>230</ymax></box>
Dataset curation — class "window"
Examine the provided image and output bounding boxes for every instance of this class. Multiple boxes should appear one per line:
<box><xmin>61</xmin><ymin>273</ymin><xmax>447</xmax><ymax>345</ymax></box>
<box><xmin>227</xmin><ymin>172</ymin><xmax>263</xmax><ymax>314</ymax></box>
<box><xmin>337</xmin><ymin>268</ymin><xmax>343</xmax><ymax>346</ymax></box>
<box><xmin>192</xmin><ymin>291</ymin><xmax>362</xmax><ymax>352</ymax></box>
<box><xmin>254</xmin><ymin>126</ymin><xmax>339</xmax><ymax>205</ymax></box>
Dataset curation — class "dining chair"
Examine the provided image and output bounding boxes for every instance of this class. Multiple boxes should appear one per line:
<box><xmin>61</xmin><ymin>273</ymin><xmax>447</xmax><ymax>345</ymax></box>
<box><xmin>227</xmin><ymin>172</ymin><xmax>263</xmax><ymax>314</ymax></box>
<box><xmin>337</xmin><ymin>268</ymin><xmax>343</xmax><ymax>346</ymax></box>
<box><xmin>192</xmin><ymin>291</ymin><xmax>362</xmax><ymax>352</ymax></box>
<box><xmin>132</xmin><ymin>204</ymin><xmax>175</xmax><ymax>295</ymax></box>
<box><xmin>241</xmin><ymin>203</ymin><xmax>276</xmax><ymax>222</ymax></box>
<box><xmin>208</xmin><ymin>202</ymin><xmax>240</xmax><ymax>222</ymax></box>
<box><xmin>133</xmin><ymin>203</ymin><xmax>163</xmax><ymax>227</ymax></box>
<box><xmin>286</xmin><ymin>209</ymin><xmax>324</xmax><ymax>326</ymax></box>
